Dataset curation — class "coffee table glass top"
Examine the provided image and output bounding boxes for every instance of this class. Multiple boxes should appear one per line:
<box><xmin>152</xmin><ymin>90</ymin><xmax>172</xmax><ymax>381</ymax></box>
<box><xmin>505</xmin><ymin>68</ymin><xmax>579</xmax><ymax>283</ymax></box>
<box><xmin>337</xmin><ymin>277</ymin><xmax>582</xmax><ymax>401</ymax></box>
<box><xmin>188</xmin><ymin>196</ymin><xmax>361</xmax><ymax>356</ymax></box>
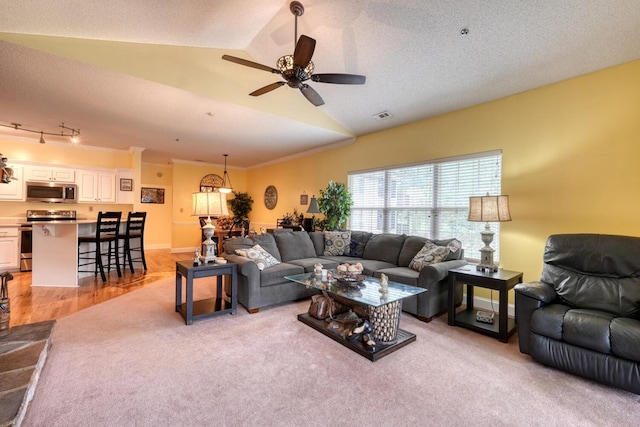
<box><xmin>285</xmin><ymin>272</ymin><xmax>426</xmax><ymax>308</ymax></box>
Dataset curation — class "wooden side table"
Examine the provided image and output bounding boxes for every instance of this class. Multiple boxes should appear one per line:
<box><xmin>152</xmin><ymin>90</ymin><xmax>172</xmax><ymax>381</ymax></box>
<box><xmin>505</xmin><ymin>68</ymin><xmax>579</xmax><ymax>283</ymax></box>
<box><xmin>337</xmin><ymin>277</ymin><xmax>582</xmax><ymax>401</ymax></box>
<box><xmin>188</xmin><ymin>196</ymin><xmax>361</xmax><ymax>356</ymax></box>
<box><xmin>175</xmin><ymin>260</ymin><xmax>237</xmax><ymax>325</ymax></box>
<box><xmin>448</xmin><ymin>266</ymin><xmax>523</xmax><ymax>342</ymax></box>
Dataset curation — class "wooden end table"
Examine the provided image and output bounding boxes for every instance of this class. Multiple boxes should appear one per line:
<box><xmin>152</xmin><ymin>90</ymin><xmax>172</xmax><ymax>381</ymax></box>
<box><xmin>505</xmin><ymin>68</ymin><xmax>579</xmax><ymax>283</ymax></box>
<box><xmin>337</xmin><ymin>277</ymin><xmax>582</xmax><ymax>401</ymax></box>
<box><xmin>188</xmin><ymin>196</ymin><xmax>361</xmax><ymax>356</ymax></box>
<box><xmin>448</xmin><ymin>266</ymin><xmax>523</xmax><ymax>342</ymax></box>
<box><xmin>175</xmin><ymin>260</ymin><xmax>237</xmax><ymax>325</ymax></box>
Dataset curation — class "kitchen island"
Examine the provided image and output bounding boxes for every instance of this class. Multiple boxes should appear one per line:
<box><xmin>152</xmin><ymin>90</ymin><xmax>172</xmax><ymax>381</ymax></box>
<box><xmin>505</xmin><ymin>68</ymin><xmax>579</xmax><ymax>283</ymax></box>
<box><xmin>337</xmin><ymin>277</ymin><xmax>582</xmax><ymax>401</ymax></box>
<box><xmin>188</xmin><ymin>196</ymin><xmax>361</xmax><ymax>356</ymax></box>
<box><xmin>32</xmin><ymin>219</ymin><xmax>99</xmax><ymax>287</ymax></box>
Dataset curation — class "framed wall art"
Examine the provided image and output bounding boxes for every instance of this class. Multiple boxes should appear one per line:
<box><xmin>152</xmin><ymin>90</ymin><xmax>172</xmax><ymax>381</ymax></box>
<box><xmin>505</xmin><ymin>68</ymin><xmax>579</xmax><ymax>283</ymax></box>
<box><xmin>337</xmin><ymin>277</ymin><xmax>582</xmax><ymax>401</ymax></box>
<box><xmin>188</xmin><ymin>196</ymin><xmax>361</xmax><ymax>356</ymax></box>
<box><xmin>120</xmin><ymin>178</ymin><xmax>133</xmax><ymax>191</ymax></box>
<box><xmin>141</xmin><ymin>187</ymin><xmax>165</xmax><ymax>204</ymax></box>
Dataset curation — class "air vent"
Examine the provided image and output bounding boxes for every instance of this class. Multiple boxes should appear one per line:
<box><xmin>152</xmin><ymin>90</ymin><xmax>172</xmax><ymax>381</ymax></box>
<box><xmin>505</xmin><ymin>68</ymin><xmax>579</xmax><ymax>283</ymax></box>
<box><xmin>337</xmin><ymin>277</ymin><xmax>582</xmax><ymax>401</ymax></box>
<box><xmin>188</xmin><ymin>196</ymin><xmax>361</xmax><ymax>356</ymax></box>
<box><xmin>373</xmin><ymin>111</ymin><xmax>392</xmax><ymax>121</ymax></box>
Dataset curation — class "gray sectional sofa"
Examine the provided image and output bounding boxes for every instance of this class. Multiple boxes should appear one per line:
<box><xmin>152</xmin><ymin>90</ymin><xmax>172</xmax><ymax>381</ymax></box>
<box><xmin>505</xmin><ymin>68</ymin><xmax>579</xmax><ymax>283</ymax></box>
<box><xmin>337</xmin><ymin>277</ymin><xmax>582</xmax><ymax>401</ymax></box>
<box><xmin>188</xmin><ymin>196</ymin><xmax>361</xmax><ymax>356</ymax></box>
<box><xmin>222</xmin><ymin>230</ymin><xmax>467</xmax><ymax>321</ymax></box>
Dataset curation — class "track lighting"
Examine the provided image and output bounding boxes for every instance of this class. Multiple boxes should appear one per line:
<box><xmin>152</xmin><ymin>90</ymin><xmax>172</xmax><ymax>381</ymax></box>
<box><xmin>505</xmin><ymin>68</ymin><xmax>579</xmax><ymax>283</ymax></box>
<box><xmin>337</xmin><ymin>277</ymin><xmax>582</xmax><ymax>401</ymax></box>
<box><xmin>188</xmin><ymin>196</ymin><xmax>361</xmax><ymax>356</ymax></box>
<box><xmin>0</xmin><ymin>121</ymin><xmax>80</xmax><ymax>144</ymax></box>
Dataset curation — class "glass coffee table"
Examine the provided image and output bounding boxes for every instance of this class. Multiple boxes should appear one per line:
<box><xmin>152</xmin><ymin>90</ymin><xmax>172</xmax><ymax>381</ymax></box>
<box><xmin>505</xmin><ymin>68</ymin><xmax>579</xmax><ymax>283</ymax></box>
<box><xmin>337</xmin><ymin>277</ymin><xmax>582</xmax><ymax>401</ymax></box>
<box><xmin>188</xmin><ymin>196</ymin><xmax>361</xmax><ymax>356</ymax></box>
<box><xmin>285</xmin><ymin>272</ymin><xmax>426</xmax><ymax>361</ymax></box>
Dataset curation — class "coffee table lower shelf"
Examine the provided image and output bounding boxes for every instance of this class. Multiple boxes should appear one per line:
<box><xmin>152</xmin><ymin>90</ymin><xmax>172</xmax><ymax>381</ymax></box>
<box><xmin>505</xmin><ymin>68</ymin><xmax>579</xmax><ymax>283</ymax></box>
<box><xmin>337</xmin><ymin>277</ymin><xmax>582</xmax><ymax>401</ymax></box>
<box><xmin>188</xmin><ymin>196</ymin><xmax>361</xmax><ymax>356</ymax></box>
<box><xmin>297</xmin><ymin>312</ymin><xmax>416</xmax><ymax>362</ymax></box>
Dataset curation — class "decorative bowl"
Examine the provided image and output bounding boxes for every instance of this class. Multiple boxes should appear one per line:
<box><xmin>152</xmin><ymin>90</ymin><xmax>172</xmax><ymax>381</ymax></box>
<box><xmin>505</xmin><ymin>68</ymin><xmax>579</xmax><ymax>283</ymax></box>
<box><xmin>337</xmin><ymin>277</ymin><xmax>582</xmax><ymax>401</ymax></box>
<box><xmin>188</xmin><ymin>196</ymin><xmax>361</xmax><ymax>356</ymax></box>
<box><xmin>335</xmin><ymin>272</ymin><xmax>366</xmax><ymax>286</ymax></box>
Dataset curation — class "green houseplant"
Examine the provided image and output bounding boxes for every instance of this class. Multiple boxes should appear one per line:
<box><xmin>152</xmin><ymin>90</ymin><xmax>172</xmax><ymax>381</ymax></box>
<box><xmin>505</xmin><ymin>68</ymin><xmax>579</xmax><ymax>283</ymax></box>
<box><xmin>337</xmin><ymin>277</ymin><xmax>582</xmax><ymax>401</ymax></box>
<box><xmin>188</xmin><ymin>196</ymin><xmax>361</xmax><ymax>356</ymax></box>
<box><xmin>316</xmin><ymin>181</ymin><xmax>353</xmax><ymax>231</ymax></box>
<box><xmin>228</xmin><ymin>191</ymin><xmax>254</xmax><ymax>229</ymax></box>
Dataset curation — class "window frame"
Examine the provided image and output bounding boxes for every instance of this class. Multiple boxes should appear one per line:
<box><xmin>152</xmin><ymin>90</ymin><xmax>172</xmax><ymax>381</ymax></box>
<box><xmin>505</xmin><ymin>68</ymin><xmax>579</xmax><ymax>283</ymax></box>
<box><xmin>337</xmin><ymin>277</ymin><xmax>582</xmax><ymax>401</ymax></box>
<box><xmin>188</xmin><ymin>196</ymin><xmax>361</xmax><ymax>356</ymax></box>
<box><xmin>347</xmin><ymin>150</ymin><xmax>504</xmax><ymax>262</ymax></box>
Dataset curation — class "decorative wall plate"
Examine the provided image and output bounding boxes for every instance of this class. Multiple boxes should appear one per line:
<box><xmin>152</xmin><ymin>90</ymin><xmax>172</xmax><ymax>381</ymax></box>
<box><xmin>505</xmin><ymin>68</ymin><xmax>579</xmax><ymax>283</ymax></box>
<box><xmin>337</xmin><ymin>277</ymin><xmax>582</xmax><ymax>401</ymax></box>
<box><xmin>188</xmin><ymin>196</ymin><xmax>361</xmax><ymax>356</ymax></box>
<box><xmin>264</xmin><ymin>185</ymin><xmax>278</xmax><ymax>210</ymax></box>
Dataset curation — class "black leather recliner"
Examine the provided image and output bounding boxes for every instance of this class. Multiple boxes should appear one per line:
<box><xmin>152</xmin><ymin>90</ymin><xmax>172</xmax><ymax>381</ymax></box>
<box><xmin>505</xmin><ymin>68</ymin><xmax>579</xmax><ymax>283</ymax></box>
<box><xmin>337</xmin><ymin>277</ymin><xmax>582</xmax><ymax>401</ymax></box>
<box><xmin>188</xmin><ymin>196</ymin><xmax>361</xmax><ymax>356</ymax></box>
<box><xmin>515</xmin><ymin>234</ymin><xmax>640</xmax><ymax>395</ymax></box>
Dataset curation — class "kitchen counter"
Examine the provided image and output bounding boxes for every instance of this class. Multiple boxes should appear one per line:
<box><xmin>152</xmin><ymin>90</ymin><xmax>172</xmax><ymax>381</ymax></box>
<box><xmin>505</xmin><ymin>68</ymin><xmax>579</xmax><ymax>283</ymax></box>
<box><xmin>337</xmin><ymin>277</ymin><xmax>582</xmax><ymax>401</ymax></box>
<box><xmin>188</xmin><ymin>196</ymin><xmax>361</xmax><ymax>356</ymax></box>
<box><xmin>32</xmin><ymin>220</ymin><xmax>98</xmax><ymax>287</ymax></box>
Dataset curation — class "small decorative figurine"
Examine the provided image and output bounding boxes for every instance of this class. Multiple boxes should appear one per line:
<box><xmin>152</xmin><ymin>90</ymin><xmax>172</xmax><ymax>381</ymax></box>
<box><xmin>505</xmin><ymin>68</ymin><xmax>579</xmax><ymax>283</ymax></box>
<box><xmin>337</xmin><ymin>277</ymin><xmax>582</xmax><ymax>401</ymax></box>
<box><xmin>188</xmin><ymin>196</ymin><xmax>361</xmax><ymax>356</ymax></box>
<box><xmin>193</xmin><ymin>248</ymin><xmax>202</xmax><ymax>266</ymax></box>
<box><xmin>379</xmin><ymin>273</ymin><xmax>389</xmax><ymax>294</ymax></box>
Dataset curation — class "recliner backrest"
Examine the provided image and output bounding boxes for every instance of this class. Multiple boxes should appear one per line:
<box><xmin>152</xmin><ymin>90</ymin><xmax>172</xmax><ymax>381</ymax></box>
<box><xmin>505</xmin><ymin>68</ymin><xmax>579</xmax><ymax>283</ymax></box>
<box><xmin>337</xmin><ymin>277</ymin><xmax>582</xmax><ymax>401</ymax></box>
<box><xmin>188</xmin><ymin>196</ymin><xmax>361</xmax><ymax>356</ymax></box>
<box><xmin>541</xmin><ymin>234</ymin><xmax>640</xmax><ymax>318</ymax></box>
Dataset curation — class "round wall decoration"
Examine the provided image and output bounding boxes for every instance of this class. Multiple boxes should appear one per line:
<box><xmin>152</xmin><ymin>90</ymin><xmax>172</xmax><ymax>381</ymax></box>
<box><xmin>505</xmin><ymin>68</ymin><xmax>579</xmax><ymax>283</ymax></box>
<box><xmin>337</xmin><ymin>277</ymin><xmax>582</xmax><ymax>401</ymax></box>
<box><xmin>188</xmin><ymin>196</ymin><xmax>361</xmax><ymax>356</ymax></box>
<box><xmin>264</xmin><ymin>185</ymin><xmax>278</xmax><ymax>210</ymax></box>
<box><xmin>199</xmin><ymin>174</ymin><xmax>224</xmax><ymax>192</ymax></box>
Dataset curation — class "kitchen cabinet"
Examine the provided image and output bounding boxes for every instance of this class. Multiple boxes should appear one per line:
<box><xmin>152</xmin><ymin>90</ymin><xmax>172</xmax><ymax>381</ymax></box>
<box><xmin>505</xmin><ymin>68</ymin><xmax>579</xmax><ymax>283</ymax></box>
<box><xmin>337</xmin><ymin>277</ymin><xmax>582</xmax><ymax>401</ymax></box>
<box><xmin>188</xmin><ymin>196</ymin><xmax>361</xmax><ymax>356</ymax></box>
<box><xmin>0</xmin><ymin>226</ymin><xmax>19</xmax><ymax>270</ymax></box>
<box><xmin>77</xmin><ymin>170</ymin><xmax>117</xmax><ymax>203</ymax></box>
<box><xmin>0</xmin><ymin>165</ymin><xmax>24</xmax><ymax>201</ymax></box>
<box><xmin>25</xmin><ymin>166</ymin><xmax>75</xmax><ymax>183</ymax></box>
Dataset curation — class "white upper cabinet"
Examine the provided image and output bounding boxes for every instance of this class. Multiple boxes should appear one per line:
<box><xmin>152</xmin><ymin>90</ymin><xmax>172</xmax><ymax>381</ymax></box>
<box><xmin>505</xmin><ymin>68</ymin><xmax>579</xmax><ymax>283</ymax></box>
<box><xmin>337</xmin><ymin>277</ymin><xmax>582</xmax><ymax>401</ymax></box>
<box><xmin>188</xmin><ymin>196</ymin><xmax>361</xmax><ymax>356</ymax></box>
<box><xmin>25</xmin><ymin>166</ymin><xmax>75</xmax><ymax>183</ymax></box>
<box><xmin>0</xmin><ymin>164</ymin><xmax>25</xmax><ymax>201</ymax></box>
<box><xmin>77</xmin><ymin>170</ymin><xmax>117</xmax><ymax>203</ymax></box>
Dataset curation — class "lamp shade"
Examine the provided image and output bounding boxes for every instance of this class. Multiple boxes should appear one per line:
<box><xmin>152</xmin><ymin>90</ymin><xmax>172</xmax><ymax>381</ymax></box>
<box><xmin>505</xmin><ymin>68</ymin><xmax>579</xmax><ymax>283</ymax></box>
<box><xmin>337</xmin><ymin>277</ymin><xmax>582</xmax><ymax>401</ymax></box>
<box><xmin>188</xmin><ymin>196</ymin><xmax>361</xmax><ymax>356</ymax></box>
<box><xmin>192</xmin><ymin>191</ymin><xmax>229</xmax><ymax>217</ymax></box>
<box><xmin>307</xmin><ymin>196</ymin><xmax>320</xmax><ymax>214</ymax></box>
<box><xmin>468</xmin><ymin>195</ymin><xmax>511</xmax><ymax>222</ymax></box>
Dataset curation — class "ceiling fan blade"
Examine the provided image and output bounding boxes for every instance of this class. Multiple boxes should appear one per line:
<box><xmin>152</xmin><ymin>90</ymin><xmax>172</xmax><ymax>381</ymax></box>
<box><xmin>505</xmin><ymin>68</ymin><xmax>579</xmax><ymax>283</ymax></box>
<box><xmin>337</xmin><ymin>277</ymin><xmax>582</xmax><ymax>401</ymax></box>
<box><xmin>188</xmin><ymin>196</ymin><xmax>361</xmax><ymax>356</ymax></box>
<box><xmin>311</xmin><ymin>73</ymin><xmax>366</xmax><ymax>85</ymax></box>
<box><xmin>300</xmin><ymin>84</ymin><xmax>324</xmax><ymax>106</ymax></box>
<box><xmin>293</xmin><ymin>35</ymin><xmax>316</xmax><ymax>68</ymax></box>
<box><xmin>250</xmin><ymin>82</ymin><xmax>286</xmax><ymax>96</ymax></box>
<box><xmin>222</xmin><ymin>55</ymin><xmax>280</xmax><ymax>74</ymax></box>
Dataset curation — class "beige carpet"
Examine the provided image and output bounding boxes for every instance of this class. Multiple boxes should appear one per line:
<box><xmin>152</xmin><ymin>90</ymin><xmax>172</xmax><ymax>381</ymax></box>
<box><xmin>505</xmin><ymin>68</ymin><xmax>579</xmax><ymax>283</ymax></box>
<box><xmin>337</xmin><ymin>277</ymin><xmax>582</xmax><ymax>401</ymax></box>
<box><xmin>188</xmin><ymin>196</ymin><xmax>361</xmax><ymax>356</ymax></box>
<box><xmin>22</xmin><ymin>278</ymin><xmax>640</xmax><ymax>426</ymax></box>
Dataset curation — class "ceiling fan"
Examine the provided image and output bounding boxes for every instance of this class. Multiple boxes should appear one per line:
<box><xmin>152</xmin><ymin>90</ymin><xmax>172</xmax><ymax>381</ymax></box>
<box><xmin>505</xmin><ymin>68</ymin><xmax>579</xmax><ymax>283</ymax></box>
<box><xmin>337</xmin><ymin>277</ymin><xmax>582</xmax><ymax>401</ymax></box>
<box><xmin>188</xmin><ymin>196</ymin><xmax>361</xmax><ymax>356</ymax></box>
<box><xmin>221</xmin><ymin>1</ymin><xmax>366</xmax><ymax>106</ymax></box>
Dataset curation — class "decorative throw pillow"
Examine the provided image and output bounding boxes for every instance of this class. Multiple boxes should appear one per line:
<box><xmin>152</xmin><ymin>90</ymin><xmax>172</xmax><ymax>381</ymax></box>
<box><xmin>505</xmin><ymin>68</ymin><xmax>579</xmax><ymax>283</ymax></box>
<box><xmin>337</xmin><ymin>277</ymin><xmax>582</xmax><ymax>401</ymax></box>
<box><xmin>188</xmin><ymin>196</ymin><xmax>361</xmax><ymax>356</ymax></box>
<box><xmin>324</xmin><ymin>231</ymin><xmax>351</xmax><ymax>256</ymax></box>
<box><xmin>235</xmin><ymin>244</ymin><xmax>280</xmax><ymax>271</ymax></box>
<box><xmin>409</xmin><ymin>242</ymin><xmax>450</xmax><ymax>272</ymax></box>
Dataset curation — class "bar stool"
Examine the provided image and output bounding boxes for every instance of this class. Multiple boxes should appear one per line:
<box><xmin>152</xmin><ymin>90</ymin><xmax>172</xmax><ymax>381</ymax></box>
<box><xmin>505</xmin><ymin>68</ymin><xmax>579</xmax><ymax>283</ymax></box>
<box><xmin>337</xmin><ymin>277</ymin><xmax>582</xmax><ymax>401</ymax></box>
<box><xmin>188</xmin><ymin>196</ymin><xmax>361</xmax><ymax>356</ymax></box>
<box><xmin>122</xmin><ymin>211</ymin><xmax>147</xmax><ymax>273</ymax></box>
<box><xmin>78</xmin><ymin>211</ymin><xmax>122</xmax><ymax>282</ymax></box>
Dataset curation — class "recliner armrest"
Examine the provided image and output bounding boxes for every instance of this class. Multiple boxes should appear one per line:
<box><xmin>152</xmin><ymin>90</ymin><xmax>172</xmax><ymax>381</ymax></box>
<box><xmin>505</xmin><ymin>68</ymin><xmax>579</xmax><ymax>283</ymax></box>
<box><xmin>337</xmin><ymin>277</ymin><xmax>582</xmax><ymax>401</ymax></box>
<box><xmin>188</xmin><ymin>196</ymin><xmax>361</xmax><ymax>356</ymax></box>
<box><xmin>514</xmin><ymin>281</ymin><xmax>557</xmax><ymax>354</ymax></box>
<box><xmin>514</xmin><ymin>281</ymin><xmax>557</xmax><ymax>304</ymax></box>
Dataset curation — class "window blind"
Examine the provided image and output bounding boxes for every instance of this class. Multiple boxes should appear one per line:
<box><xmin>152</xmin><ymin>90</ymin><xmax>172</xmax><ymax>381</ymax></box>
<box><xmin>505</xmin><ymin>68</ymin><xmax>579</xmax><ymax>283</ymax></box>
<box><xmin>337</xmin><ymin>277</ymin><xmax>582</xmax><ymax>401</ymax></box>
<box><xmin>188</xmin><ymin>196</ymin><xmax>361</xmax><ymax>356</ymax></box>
<box><xmin>348</xmin><ymin>151</ymin><xmax>503</xmax><ymax>261</ymax></box>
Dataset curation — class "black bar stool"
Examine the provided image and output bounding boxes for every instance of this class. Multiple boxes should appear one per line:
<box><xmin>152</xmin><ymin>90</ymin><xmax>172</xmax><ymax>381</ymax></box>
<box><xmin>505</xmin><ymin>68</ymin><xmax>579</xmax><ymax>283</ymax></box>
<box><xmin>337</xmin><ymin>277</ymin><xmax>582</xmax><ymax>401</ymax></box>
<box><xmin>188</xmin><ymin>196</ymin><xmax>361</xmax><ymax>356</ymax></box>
<box><xmin>122</xmin><ymin>211</ymin><xmax>147</xmax><ymax>273</ymax></box>
<box><xmin>78</xmin><ymin>211</ymin><xmax>122</xmax><ymax>282</ymax></box>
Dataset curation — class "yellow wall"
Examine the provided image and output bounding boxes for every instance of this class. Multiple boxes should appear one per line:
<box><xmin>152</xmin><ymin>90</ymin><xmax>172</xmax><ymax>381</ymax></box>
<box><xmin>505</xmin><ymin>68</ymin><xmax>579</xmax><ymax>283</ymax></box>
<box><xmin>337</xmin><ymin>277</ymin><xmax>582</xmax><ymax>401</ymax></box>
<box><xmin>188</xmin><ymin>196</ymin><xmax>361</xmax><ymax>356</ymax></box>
<box><xmin>4</xmin><ymin>58</ymin><xmax>639</xmax><ymax>288</ymax></box>
<box><xmin>171</xmin><ymin>161</ymin><xmax>248</xmax><ymax>251</ymax></box>
<box><xmin>247</xmin><ymin>59</ymin><xmax>640</xmax><ymax>287</ymax></box>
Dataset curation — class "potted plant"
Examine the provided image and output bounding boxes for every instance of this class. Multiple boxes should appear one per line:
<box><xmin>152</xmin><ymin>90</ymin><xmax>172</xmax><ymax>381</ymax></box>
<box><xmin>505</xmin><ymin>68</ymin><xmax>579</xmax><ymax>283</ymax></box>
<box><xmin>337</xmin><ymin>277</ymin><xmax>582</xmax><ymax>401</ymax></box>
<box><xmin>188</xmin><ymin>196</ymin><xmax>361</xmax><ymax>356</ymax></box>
<box><xmin>228</xmin><ymin>191</ymin><xmax>254</xmax><ymax>230</ymax></box>
<box><xmin>316</xmin><ymin>181</ymin><xmax>353</xmax><ymax>231</ymax></box>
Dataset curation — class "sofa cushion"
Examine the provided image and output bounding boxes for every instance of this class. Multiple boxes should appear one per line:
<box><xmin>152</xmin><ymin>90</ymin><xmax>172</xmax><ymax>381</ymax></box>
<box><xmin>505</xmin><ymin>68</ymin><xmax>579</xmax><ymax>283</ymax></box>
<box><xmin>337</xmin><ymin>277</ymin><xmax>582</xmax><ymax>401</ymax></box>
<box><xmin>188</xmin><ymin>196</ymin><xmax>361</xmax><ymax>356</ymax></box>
<box><xmin>223</xmin><ymin>236</ymin><xmax>254</xmax><ymax>256</ymax></box>
<box><xmin>259</xmin><ymin>262</ymin><xmax>305</xmax><ymax>287</ymax></box>
<box><xmin>223</xmin><ymin>234</ymin><xmax>282</xmax><ymax>261</ymax></box>
<box><xmin>287</xmin><ymin>258</ymin><xmax>339</xmax><ymax>273</ymax></box>
<box><xmin>562</xmin><ymin>308</ymin><xmax>615</xmax><ymax>354</ymax></box>
<box><xmin>611</xmin><ymin>317</ymin><xmax>640</xmax><ymax>363</ymax></box>
<box><xmin>308</xmin><ymin>231</ymin><xmax>325</xmax><ymax>256</ymax></box>
<box><xmin>363</xmin><ymin>233</ymin><xmax>406</xmax><ymax>264</ymax></box>
<box><xmin>324</xmin><ymin>230</ymin><xmax>351</xmax><ymax>256</ymax></box>
<box><xmin>409</xmin><ymin>242</ymin><xmax>450</xmax><ymax>272</ymax></box>
<box><xmin>347</xmin><ymin>231</ymin><xmax>373</xmax><ymax>257</ymax></box>
<box><xmin>274</xmin><ymin>231</ymin><xmax>317</xmax><ymax>261</ymax></box>
<box><xmin>235</xmin><ymin>244</ymin><xmax>280</xmax><ymax>271</ymax></box>
<box><xmin>252</xmin><ymin>232</ymin><xmax>282</xmax><ymax>261</ymax></box>
<box><xmin>375</xmin><ymin>266</ymin><xmax>419</xmax><ymax>287</ymax></box>
<box><xmin>542</xmin><ymin>264</ymin><xmax>640</xmax><ymax>317</ymax></box>
<box><xmin>398</xmin><ymin>236</ymin><xmax>428</xmax><ymax>266</ymax></box>
<box><xmin>541</xmin><ymin>233</ymin><xmax>640</xmax><ymax>317</ymax></box>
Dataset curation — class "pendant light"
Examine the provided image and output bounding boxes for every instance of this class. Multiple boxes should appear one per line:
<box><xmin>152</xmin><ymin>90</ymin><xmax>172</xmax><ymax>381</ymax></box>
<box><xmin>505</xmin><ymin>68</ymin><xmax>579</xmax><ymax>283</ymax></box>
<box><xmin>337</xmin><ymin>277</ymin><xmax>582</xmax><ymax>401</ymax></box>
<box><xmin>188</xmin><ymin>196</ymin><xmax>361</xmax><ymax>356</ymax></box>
<box><xmin>219</xmin><ymin>154</ymin><xmax>233</xmax><ymax>194</ymax></box>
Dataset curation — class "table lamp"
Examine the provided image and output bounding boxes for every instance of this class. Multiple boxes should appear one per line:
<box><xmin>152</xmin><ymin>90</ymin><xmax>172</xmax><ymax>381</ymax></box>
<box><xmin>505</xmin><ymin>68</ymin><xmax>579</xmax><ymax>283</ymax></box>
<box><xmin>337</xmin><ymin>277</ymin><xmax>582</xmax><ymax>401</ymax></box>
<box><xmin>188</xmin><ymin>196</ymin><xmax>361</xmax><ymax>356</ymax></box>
<box><xmin>192</xmin><ymin>191</ymin><xmax>229</xmax><ymax>263</ymax></box>
<box><xmin>468</xmin><ymin>194</ymin><xmax>511</xmax><ymax>272</ymax></box>
<box><xmin>305</xmin><ymin>195</ymin><xmax>321</xmax><ymax>231</ymax></box>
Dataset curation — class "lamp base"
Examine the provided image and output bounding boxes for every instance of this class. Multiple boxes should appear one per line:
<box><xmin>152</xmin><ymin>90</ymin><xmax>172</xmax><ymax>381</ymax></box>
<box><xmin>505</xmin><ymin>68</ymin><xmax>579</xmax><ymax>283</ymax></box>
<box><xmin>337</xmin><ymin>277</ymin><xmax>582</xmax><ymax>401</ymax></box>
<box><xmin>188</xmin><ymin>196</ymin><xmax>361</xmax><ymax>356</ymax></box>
<box><xmin>201</xmin><ymin>216</ymin><xmax>217</xmax><ymax>263</ymax></box>
<box><xmin>476</xmin><ymin>224</ymin><xmax>498</xmax><ymax>272</ymax></box>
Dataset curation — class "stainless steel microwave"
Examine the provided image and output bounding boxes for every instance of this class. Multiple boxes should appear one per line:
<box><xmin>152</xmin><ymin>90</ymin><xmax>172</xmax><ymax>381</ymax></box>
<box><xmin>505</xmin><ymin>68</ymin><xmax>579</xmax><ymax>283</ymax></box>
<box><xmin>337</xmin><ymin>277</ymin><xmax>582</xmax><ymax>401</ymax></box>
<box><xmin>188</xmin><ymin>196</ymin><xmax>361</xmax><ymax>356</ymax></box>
<box><xmin>26</xmin><ymin>181</ymin><xmax>77</xmax><ymax>203</ymax></box>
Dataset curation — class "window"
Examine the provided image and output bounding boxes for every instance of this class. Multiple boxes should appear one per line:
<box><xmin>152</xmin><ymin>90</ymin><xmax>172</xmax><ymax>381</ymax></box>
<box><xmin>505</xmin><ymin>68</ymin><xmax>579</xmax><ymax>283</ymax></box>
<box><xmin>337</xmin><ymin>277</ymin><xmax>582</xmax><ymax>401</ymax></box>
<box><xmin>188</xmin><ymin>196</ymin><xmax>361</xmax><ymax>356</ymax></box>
<box><xmin>348</xmin><ymin>151</ymin><xmax>503</xmax><ymax>261</ymax></box>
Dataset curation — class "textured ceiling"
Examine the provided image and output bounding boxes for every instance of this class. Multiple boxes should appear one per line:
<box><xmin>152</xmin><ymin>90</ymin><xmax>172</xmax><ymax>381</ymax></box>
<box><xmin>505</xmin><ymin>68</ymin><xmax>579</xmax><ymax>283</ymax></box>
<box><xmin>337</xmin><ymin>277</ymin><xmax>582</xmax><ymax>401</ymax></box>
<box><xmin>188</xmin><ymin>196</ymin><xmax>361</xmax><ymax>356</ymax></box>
<box><xmin>1</xmin><ymin>0</ymin><xmax>639</xmax><ymax>169</ymax></box>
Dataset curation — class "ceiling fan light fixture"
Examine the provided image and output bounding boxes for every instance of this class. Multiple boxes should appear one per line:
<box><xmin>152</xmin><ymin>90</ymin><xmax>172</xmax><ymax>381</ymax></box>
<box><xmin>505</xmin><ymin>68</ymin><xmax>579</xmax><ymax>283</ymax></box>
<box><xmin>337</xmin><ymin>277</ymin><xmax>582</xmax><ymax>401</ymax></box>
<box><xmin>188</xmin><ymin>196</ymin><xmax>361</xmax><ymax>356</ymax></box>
<box><xmin>219</xmin><ymin>154</ymin><xmax>233</xmax><ymax>194</ymax></box>
<box><xmin>277</xmin><ymin>55</ymin><xmax>314</xmax><ymax>76</ymax></box>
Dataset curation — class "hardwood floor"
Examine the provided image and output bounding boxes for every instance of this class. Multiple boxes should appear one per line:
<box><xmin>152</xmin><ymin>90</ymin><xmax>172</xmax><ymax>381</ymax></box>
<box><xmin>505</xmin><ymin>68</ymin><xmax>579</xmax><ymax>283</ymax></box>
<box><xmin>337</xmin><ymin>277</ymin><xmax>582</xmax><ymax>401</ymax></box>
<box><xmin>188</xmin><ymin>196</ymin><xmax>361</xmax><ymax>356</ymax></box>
<box><xmin>6</xmin><ymin>249</ymin><xmax>186</xmax><ymax>327</ymax></box>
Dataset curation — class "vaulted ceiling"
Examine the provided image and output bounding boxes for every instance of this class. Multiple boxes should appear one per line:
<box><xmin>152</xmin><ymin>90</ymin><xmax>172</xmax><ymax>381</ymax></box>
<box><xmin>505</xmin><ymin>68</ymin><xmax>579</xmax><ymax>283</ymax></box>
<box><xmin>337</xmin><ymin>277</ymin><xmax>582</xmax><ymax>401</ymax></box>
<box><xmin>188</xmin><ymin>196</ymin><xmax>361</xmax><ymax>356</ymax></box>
<box><xmin>1</xmin><ymin>1</ymin><xmax>639</xmax><ymax>168</ymax></box>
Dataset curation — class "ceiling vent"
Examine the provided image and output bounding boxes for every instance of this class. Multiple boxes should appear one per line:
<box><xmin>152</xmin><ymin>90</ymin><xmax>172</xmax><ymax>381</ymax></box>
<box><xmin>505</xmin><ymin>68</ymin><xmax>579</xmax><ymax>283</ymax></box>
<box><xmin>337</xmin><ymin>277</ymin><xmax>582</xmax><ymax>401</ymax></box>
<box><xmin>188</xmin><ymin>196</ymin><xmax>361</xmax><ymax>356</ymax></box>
<box><xmin>373</xmin><ymin>111</ymin><xmax>392</xmax><ymax>121</ymax></box>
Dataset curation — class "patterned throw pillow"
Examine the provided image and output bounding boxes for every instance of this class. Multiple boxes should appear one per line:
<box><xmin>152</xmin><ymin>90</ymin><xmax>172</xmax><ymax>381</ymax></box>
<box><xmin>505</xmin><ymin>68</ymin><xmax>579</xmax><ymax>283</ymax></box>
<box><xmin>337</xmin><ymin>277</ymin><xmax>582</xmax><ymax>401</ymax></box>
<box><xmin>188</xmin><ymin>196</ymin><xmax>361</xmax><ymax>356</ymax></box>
<box><xmin>324</xmin><ymin>231</ymin><xmax>351</xmax><ymax>256</ymax></box>
<box><xmin>409</xmin><ymin>242</ymin><xmax>450</xmax><ymax>272</ymax></box>
<box><xmin>235</xmin><ymin>244</ymin><xmax>280</xmax><ymax>271</ymax></box>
